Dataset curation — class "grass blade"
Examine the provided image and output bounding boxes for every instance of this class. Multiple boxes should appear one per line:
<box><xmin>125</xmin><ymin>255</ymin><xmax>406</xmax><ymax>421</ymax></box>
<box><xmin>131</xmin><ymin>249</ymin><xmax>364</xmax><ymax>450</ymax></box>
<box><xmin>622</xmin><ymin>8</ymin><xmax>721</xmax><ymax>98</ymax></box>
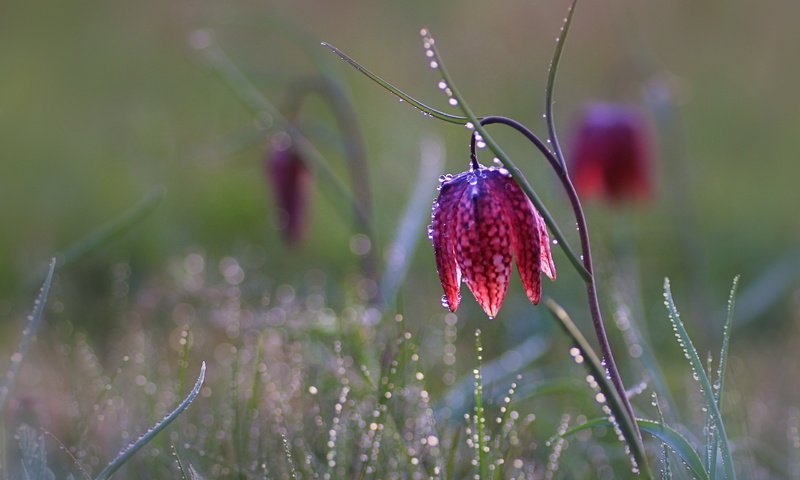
<box><xmin>639</xmin><ymin>419</ymin><xmax>706</xmax><ymax>480</ymax></box>
<box><xmin>434</xmin><ymin>335</ymin><xmax>547</xmax><ymax>422</ymax></box>
<box><xmin>94</xmin><ymin>362</ymin><xmax>206</xmax><ymax>480</ymax></box>
<box><xmin>0</xmin><ymin>258</ymin><xmax>56</xmax><ymax>413</ymax></box>
<box><xmin>725</xmin><ymin>250</ymin><xmax>800</xmax><ymax>328</ymax></box>
<box><xmin>716</xmin><ymin>276</ymin><xmax>739</xmax><ymax>405</ymax></box>
<box><xmin>663</xmin><ymin>278</ymin><xmax>735</xmax><ymax>479</ymax></box>
<box><xmin>444</xmin><ymin>428</ymin><xmax>460</xmax><ymax>480</ymax></box>
<box><xmin>473</xmin><ymin>330</ymin><xmax>488</xmax><ymax>479</ymax></box>
<box><xmin>321</xmin><ymin>42</ymin><xmax>469</xmax><ymax>125</ymax></box>
<box><xmin>545</xmin><ymin>299</ymin><xmax>651</xmax><ymax>477</ymax></box>
<box><xmin>652</xmin><ymin>393</ymin><xmax>672</xmax><ymax>480</ymax></box>
<box><xmin>555</xmin><ymin>418</ymin><xmax>708</xmax><ymax>480</ymax></box>
<box><xmin>710</xmin><ymin>276</ymin><xmax>739</xmax><ymax>479</ymax></box>
<box><xmin>380</xmin><ymin>136</ymin><xmax>444</xmax><ymax>304</ymax></box>
<box><xmin>17</xmin><ymin>424</ymin><xmax>55</xmax><ymax>480</ymax></box>
<box><xmin>58</xmin><ymin>188</ymin><xmax>164</xmax><ymax>269</ymax></box>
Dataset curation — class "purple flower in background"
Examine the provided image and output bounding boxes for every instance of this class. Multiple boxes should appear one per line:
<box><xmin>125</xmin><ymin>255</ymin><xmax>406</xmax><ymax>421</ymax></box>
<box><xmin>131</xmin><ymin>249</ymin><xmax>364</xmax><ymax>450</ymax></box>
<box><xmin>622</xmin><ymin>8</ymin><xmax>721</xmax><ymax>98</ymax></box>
<box><xmin>568</xmin><ymin>103</ymin><xmax>652</xmax><ymax>202</ymax></box>
<box><xmin>266</xmin><ymin>146</ymin><xmax>311</xmax><ymax>245</ymax></box>
<box><xmin>430</xmin><ymin>165</ymin><xmax>556</xmax><ymax>318</ymax></box>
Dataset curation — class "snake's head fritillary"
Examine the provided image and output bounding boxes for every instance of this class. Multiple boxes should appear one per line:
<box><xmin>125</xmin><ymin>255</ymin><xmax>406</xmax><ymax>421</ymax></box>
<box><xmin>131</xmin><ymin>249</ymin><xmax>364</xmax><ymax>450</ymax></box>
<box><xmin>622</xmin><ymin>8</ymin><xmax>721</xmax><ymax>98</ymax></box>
<box><xmin>568</xmin><ymin>103</ymin><xmax>652</xmax><ymax>203</ymax></box>
<box><xmin>429</xmin><ymin>165</ymin><xmax>556</xmax><ymax>318</ymax></box>
<box><xmin>266</xmin><ymin>146</ymin><xmax>312</xmax><ymax>245</ymax></box>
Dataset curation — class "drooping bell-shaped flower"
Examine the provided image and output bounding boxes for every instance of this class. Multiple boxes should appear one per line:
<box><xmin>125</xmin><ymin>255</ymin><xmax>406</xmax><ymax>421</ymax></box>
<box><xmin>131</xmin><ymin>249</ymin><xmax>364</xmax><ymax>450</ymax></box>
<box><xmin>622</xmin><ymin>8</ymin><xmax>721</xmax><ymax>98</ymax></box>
<box><xmin>430</xmin><ymin>165</ymin><xmax>556</xmax><ymax>318</ymax></box>
<box><xmin>266</xmin><ymin>145</ymin><xmax>311</xmax><ymax>245</ymax></box>
<box><xmin>568</xmin><ymin>103</ymin><xmax>652</xmax><ymax>202</ymax></box>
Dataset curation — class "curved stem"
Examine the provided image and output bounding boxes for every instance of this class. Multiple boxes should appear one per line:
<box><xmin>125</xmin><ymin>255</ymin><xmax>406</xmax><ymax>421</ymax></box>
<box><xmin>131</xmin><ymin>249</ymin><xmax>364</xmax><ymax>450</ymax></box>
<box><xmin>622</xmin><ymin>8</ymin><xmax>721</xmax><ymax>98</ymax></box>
<box><xmin>198</xmin><ymin>39</ymin><xmax>370</xmax><ymax>229</ymax></box>
<box><xmin>471</xmin><ymin>115</ymin><xmax>642</xmax><ymax>446</ymax></box>
<box><xmin>322</xmin><ymin>42</ymin><xmax>470</xmax><ymax>125</ymax></box>
<box><xmin>544</xmin><ymin>0</ymin><xmax>579</xmax><ymax>168</ymax></box>
<box><xmin>284</xmin><ymin>77</ymin><xmax>379</xmax><ymax>299</ymax></box>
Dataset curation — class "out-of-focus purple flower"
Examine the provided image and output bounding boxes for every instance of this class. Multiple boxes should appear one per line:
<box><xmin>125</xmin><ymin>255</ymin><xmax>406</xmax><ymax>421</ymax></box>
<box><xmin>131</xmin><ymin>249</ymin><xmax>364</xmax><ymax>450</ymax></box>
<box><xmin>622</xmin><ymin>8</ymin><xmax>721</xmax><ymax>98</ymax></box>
<box><xmin>429</xmin><ymin>165</ymin><xmax>556</xmax><ymax>318</ymax></box>
<box><xmin>266</xmin><ymin>146</ymin><xmax>311</xmax><ymax>245</ymax></box>
<box><xmin>568</xmin><ymin>103</ymin><xmax>652</xmax><ymax>202</ymax></box>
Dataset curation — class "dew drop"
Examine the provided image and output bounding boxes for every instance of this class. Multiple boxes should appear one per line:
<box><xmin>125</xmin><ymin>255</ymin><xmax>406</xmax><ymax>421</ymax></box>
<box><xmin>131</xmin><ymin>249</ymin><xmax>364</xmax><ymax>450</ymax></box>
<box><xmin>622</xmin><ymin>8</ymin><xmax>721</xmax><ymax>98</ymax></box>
<box><xmin>429</xmin><ymin>61</ymin><xmax>438</xmax><ymax>69</ymax></box>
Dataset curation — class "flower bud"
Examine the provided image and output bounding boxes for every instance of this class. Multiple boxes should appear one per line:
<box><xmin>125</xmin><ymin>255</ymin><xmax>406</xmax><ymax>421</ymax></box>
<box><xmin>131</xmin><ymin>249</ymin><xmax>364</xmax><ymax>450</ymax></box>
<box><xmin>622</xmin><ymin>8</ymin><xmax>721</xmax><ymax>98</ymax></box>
<box><xmin>266</xmin><ymin>146</ymin><xmax>311</xmax><ymax>245</ymax></box>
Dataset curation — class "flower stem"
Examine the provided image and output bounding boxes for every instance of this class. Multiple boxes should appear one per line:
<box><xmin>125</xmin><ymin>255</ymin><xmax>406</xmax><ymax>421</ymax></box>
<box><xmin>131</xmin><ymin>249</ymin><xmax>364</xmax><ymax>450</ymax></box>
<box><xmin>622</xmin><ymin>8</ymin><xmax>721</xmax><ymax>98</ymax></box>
<box><xmin>470</xmin><ymin>115</ymin><xmax>643</xmax><ymax>461</ymax></box>
<box><xmin>197</xmin><ymin>37</ymin><xmax>380</xmax><ymax>300</ymax></box>
<box><xmin>539</xmin><ymin>0</ymin><xmax>645</xmax><ymax>460</ymax></box>
<box><xmin>283</xmin><ymin>76</ymin><xmax>379</xmax><ymax>299</ymax></box>
<box><xmin>544</xmin><ymin>0</ymin><xmax>579</xmax><ymax>169</ymax></box>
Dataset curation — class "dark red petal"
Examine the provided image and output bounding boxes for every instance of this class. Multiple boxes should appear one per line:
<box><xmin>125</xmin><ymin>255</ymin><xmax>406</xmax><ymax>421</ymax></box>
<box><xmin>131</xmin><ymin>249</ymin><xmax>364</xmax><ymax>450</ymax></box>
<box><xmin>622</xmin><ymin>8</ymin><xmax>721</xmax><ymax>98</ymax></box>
<box><xmin>535</xmin><ymin>210</ymin><xmax>557</xmax><ymax>280</ymax></box>
<box><xmin>454</xmin><ymin>173</ymin><xmax>513</xmax><ymax>318</ymax></box>
<box><xmin>267</xmin><ymin>148</ymin><xmax>311</xmax><ymax>244</ymax></box>
<box><xmin>488</xmin><ymin>171</ymin><xmax>544</xmax><ymax>305</ymax></box>
<box><xmin>431</xmin><ymin>177</ymin><xmax>468</xmax><ymax>312</ymax></box>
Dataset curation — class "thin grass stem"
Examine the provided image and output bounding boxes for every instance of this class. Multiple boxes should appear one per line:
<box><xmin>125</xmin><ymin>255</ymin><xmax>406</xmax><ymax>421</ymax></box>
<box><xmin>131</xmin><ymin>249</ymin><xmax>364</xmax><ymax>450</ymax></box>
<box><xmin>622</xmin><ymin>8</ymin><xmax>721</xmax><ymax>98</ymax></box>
<box><xmin>94</xmin><ymin>362</ymin><xmax>206</xmax><ymax>480</ymax></box>
<box><xmin>0</xmin><ymin>258</ymin><xmax>56</xmax><ymax>413</ymax></box>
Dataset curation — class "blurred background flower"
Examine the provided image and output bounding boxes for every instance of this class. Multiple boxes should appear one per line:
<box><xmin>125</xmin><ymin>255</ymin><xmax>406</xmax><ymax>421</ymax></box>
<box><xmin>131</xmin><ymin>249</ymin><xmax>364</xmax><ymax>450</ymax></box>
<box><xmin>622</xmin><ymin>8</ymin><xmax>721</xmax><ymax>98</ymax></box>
<box><xmin>567</xmin><ymin>102</ymin><xmax>652</xmax><ymax>203</ymax></box>
<box><xmin>265</xmin><ymin>142</ymin><xmax>311</xmax><ymax>245</ymax></box>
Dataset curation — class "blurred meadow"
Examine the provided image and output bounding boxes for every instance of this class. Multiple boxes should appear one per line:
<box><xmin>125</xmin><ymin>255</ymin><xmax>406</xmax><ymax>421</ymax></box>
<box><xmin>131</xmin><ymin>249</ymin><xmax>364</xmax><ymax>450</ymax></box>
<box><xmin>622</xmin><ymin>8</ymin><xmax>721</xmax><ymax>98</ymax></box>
<box><xmin>2</xmin><ymin>0</ymin><xmax>800</xmax><ymax>478</ymax></box>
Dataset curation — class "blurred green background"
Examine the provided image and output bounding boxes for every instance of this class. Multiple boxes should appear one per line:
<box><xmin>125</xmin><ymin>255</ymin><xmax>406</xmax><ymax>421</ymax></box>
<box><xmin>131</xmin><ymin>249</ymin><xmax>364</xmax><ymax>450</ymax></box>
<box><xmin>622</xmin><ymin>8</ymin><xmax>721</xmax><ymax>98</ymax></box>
<box><xmin>2</xmin><ymin>0</ymin><xmax>800</xmax><ymax>444</ymax></box>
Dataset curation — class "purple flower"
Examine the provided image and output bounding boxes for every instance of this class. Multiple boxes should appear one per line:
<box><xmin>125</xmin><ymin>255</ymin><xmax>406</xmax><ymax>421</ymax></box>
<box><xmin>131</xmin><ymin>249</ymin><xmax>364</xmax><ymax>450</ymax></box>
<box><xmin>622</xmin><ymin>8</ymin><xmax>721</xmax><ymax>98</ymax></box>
<box><xmin>266</xmin><ymin>147</ymin><xmax>311</xmax><ymax>245</ymax></box>
<box><xmin>568</xmin><ymin>103</ymin><xmax>652</xmax><ymax>202</ymax></box>
<box><xmin>430</xmin><ymin>165</ymin><xmax>556</xmax><ymax>318</ymax></box>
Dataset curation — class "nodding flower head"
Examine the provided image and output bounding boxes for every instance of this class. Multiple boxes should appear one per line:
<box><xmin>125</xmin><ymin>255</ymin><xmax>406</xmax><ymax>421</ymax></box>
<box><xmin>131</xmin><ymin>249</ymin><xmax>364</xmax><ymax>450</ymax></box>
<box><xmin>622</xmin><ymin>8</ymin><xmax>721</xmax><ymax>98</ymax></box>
<box><xmin>568</xmin><ymin>102</ymin><xmax>652</xmax><ymax>202</ymax></box>
<box><xmin>266</xmin><ymin>145</ymin><xmax>311</xmax><ymax>245</ymax></box>
<box><xmin>429</xmin><ymin>164</ymin><xmax>556</xmax><ymax>318</ymax></box>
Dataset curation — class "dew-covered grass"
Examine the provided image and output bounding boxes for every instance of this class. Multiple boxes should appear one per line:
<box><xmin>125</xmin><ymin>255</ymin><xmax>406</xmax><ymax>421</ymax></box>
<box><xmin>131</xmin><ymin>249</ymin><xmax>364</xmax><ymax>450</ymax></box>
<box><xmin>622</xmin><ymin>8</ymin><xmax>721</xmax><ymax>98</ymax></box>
<box><xmin>1</xmin><ymin>248</ymin><xmax>798</xmax><ymax>479</ymax></box>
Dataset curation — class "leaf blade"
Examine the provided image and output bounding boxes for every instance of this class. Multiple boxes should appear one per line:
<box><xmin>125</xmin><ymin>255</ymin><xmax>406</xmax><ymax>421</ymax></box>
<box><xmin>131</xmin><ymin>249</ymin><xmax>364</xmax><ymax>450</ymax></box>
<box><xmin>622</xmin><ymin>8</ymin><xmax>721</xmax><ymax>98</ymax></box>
<box><xmin>545</xmin><ymin>299</ymin><xmax>650</xmax><ymax>476</ymax></box>
<box><xmin>94</xmin><ymin>362</ymin><xmax>206</xmax><ymax>480</ymax></box>
<box><xmin>663</xmin><ymin>278</ymin><xmax>736</xmax><ymax>479</ymax></box>
<box><xmin>0</xmin><ymin>258</ymin><xmax>57</xmax><ymax>412</ymax></box>
<box><xmin>556</xmin><ymin>417</ymin><xmax>708</xmax><ymax>480</ymax></box>
<box><xmin>321</xmin><ymin>42</ymin><xmax>469</xmax><ymax>125</ymax></box>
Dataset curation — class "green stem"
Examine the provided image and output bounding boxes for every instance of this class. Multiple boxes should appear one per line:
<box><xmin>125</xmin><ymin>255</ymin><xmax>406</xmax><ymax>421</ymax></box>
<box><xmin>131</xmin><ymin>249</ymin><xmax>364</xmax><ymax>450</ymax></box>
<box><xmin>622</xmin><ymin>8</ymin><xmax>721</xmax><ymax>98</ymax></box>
<box><xmin>544</xmin><ymin>0</ymin><xmax>579</xmax><ymax>168</ymax></box>
<box><xmin>283</xmin><ymin>76</ymin><xmax>380</xmax><ymax>298</ymax></box>
<box><xmin>546</xmin><ymin>300</ymin><xmax>652</xmax><ymax>478</ymax></box>
<box><xmin>541</xmin><ymin>0</ymin><xmax>644</xmax><ymax>449</ymax></box>
<box><xmin>322</xmin><ymin>43</ymin><xmax>469</xmax><ymax>125</ymax></box>
<box><xmin>474</xmin><ymin>330</ymin><xmax>488</xmax><ymax>479</ymax></box>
